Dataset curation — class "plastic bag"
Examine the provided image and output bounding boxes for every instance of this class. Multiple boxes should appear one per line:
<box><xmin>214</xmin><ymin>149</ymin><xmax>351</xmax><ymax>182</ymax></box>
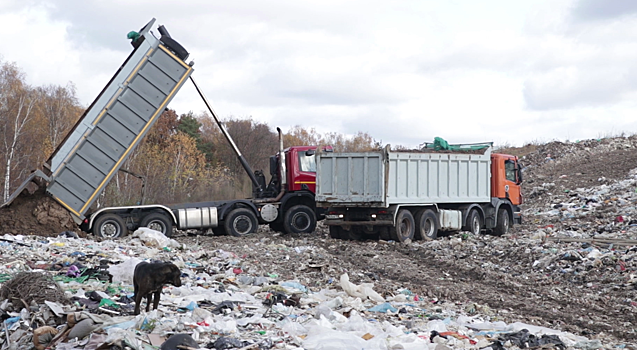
<box><xmin>108</xmin><ymin>257</ymin><xmax>142</xmax><ymax>284</ymax></box>
<box><xmin>339</xmin><ymin>273</ymin><xmax>384</xmax><ymax>302</ymax></box>
<box><xmin>131</xmin><ymin>227</ymin><xmax>180</xmax><ymax>248</ymax></box>
<box><xmin>368</xmin><ymin>302</ymin><xmax>397</xmax><ymax>313</ymax></box>
<box><xmin>303</xmin><ymin>325</ymin><xmax>372</xmax><ymax>350</ymax></box>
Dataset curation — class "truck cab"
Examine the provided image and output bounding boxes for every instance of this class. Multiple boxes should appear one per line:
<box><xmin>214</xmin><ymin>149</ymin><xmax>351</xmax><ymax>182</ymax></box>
<box><xmin>253</xmin><ymin>145</ymin><xmax>332</xmax><ymax>234</ymax></box>
<box><xmin>490</xmin><ymin>153</ymin><xmax>523</xmax><ymax>226</ymax></box>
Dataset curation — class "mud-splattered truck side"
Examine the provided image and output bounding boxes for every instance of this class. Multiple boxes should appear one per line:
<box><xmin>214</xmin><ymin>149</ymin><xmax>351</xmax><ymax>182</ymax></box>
<box><xmin>316</xmin><ymin>143</ymin><xmax>523</xmax><ymax>241</ymax></box>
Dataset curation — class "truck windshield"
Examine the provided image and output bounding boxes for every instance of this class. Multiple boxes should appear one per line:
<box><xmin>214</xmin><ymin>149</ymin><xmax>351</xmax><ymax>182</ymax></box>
<box><xmin>299</xmin><ymin>153</ymin><xmax>316</xmax><ymax>172</ymax></box>
<box><xmin>505</xmin><ymin>160</ymin><xmax>516</xmax><ymax>182</ymax></box>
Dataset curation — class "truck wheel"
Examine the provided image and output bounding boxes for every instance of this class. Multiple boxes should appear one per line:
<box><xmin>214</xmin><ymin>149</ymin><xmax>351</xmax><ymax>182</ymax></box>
<box><xmin>494</xmin><ymin>208</ymin><xmax>510</xmax><ymax>236</ymax></box>
<box><xmin>390</xmin><ymin>209</ymin><xmax>415</xmax><ymax>242</ymax></box>
<box><xmin>466</xmin><ymin>210</ymin><xmax>482</xmax><ymax>235</ymax></box>
<box><xmin>329</xmin><ymin>226</ymin><xmax>342</xmax><ymax>239</ymax></box>
<box><xmin>94</xmin><ymin>214</ymin><xmax>128</xmax><ymax>238</ymax></box>
<box><xmin>268</xmin><ymin>222</ymin><xmax>285</xmax><ymax>233</ymax></box>
<box><xmin>225</xmin><ymin>208</ymin><xmax>258</xmax><ymax>237</ymax></box>
<box><xmin>378</xmin><ymin>227</ymin><xmax>392</xmax><ymax>241</ymax></box>
<box><xmin>416</xmin><ymin>209</ymin><xmax>439</xmax><ymax>240</ymax></box>
<box><xmin>140</xmin><ymin>213</ymin><xmax>173</xmax><ymax>237</ymax></box>
<box><xmin>212</xmin><ymin>226</ymin><xmax>227</xmax><ymax>236</ymax></box>
<box><xmin>341</xmin><ymin>227</ymin><xmax>363</xmax><ymax>241</ymax></box>
<box><xmin>283</xmin><ymin>205</ymin><xmax>317</xmax><ymax>234</ymax></box>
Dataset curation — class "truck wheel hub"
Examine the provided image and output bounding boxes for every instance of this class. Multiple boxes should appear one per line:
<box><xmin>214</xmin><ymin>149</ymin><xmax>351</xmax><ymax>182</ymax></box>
<box><xmin>233</xmin><ymin>216</ymin><xmax>253</xmax><ymax>234</ymax></box>
<box><xmin>147</xmin><ymin>221</ymin><xmax>165</xmax><ymax>232</ymax></box>
<box><xmin>101</xmin><ymin>222</ymin><xmax>119</xmax><ymax>237</ymax></box>
<box><xmin>291</xmin><ymin>213</ymin><xmax>310</xmax><ymax>231</ymax></box>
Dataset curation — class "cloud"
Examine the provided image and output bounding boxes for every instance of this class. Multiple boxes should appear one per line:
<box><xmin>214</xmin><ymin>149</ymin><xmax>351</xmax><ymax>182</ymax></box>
<box><xmin>4</xmin><ymin>0</ymin><xmax>637</xmax><ymax>149</ymax></box>
<box><xmin>571</xmin><ymin>0</ymin><xmax>637</xmax><ymax>22</ymax></box>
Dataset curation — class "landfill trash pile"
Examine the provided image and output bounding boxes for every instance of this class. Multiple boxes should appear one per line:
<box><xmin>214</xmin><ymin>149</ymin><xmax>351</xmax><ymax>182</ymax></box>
<box><xmin>0</xmin><ymin>136</ymin><xmax>636</xmax><ymax>348</ymax></box>
<box><xmin>0</xmin><ymin>226</ymin><xmax>630</xmax><ymax>349</ymax></box>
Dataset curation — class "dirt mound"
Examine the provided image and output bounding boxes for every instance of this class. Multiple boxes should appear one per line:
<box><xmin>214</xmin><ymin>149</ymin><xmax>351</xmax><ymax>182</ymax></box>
<box><xmin>0</xmin><ymin>185</ymin><xmax>81</xmax><ymax>237</ymax></box>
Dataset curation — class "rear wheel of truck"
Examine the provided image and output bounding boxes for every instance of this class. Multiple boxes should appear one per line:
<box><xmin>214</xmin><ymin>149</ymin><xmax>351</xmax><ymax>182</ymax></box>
<box><xmin>140</xmin><ymin>213</ymin><xmax>173</xmax><ymax>237</ymax></box>
<box><xmin>465</xmin><ymin>210</ymin><xmax>482</xmax><ymax>235</ymax></box>
<box><xmin>94</xmin><ymin>214</ymin><xmax>128</xmax><ymax>238</ymax></box>
<box><xmin>283</xmin><ymin>205</ymin><xmax>317</xmax><ymax>234</ymax></box>
<box><xmin>416</xmin><ymin>209</ymin><xmax>439</xmax><ymax>240</ymax></box>
<box><xmin>378</xmin><ymin>227</ymin><xmax>392</xmax><ymax>241</ymax></box>
<box><xmin>212</xmin><ymin>226</ymin><xmax>227</xmax><ymax>236</ymax></box>
<box><xmin>390</xmin><ymin>209</ymin><xmax>415</xmax><ymax>242</ymax></box>
<box><xmin>494</xmin><ymin>208</ymin><xmax>510</xmax><ymax>236</ymax></box>
<box><xmin>341</xmin><ymin>227</ymin><xmax>363</xmax><ymax>241</ymax></box>
<box><xmin>225</xmin><ymin>208</ymin><xmax>258</xmax><ymax>237</ymax></box>
<box><xmin>329</xmin><ymin>225</ymin><xmax>342</xmax><ymax>239</ymax></box>
<box><xmin>268</xmin><ymin>221</ymin><xmax>285</xmax><ymax>233</ymax></box>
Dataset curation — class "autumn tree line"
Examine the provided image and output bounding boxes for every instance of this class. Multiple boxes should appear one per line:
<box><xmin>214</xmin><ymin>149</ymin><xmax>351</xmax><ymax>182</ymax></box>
<box><xmin>0</xmin><ymin>59</ymin><xmax>381</xmax><ymax>207</ymax></box>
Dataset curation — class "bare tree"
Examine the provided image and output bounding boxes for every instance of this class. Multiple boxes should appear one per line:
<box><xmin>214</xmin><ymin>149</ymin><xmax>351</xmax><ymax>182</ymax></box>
<box><xmin>37</xmin><ymin>83</ymin><xmax>80</xmax><ymax>151</ymax></box>
<box><xmin>0</xmin><ymin>61</ymin><xmax>38</xmax><ymax>202</ymax></box>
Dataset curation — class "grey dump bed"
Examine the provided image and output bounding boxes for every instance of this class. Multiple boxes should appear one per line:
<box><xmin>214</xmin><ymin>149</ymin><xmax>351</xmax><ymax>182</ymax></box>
<box><xmin>44</xmin><ymin>19</ymin><xmax>193</xmax><ymax>220</ymax></box>
<box><xmin>316</xmin><ymin>147</ymin><xmax>492</xmax><ymax>207</ymax></box>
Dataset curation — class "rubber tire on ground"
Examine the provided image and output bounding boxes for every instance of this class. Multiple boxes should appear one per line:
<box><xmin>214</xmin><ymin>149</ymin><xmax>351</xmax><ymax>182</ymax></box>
<box><xmin>268</xmin><ymin>221</ymin><xmax>285</xmax><ymax>233</ymax></box>
<box><xmin>378</xmin><ymin>227</ymin><xmax>392</xmax><ymax>241</ymax></box>
<box><xmin>140</xmin><ymin>212</ymin><xmax>174</xmax><ymax>237</ymax></box>
<box><xmin>93</xmin><ymin>214</ymin><xmax>128</xmax><ymax>238</ymax></box>
<box><xmin>466</xmin><ymin>210</ymin><xmax>482</xmax><ymax>235</ymax></box>
<box><xmin>329</xmin><ymin>225</ymin><xmax>343</xmax><ymax>239</ymax></box>
<box><xmin>493</xmin><ymin>208</ymin><xmax>510</xmax><ymax>236</ymax></box>
<box><xmin>389</xmin><ymin>209</ymin><xmax>416</xmax><ymax>242</ymax></box>
<box><xmin>212</xmin><ymin>226</ymin><xmax>227</xmax><ymax>236</ymax></box>
<box><xmin>416</xmin><ymin>209</ymin><xmax>439</xmax><ymax>240</ymax></box>
<box><xmin>341</xmin><ymin>227</ymin><xmax>363</xmax><ymax>241</ymax></box>
<box><xmin>283</xmin><ymin>205</ymin><xmax>317</xmax><ymax>234</ymax></box>
<box><xmin>224</xmin><ymin>208</ymin><xmax>258</xmax><ymax>237</ymax></box>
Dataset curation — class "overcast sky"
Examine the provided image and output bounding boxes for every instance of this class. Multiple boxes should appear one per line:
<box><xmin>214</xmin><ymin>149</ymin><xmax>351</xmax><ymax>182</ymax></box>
<box><xmin>1</xmin><ymin>0</ymin><xmax>636</xmax><ymax>148</ymax></box>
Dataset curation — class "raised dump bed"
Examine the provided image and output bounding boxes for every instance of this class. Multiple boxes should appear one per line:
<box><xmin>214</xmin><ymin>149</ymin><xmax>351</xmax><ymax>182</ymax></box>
<box><xmin>40</xmin><ymin>19</ymin><xmax>194</xmax><ymax>222</ymax></box>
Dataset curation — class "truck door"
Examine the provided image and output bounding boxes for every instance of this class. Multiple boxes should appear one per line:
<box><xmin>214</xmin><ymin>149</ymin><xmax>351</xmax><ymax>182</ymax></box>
<box><xmin>503</xmin><ymin>158</ymin><xmax>522</xmax><ymax>206</ymax></box>
<box><xmin>289</xmin><ymin>149</ymin><xmax>317</xmax><ymax>193</ymax></box>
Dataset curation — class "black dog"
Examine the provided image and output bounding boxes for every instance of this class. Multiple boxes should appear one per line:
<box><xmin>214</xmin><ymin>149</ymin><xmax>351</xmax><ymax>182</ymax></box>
<box><xmin>133</xmin><ymin>261</ymin><xmax>182</xmax><ymax>315</ymax></box>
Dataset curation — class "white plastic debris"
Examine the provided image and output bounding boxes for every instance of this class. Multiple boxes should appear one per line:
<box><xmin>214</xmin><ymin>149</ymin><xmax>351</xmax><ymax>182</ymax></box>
<box><xmin>339</xmin><ymin>273</ymin><xmax>384</xmax><ymax>302</ymax></box>
<box><xmin>131</xmin><ymin>227</ymin><xmax>180</xmax><ymax>248</ymax></box>
<box><xmin>107</xmin><ymin>257</ymin><xmax>143</xmax><ymax>284</ymax></box>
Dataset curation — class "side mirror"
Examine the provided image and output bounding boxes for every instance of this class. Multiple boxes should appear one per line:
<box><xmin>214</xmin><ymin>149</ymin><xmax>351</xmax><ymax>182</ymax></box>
<box><xmin>516</xmin><ymin>166</ymin><xmax>523</xmax><ymax>184</ymax></box>
<box><xmin>305</xmin><ymin>150</ymin><xmax>315</xmax><ymax>156</ymax></box>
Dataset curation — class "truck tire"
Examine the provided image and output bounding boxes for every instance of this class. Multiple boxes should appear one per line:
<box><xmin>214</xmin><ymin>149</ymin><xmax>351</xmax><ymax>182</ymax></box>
<box><xmin>224</xmin><ymin>208</ymin><xmax>258</xmax><ymax>237</ymax></box>
<box><xmin>494</xmin><ymin>208</ymin><xmax>510</xmax><ymax>236</ymax></box>
<box><xmin>94</xmin><ymin>214</ymin><xmax>128</xmax><ymax>238</ymax></box>
<box><xmin>140</xmin><ymin>213</ymin><xmax>173</xmax><ymax>237</ymax></box>
<box><xmin>283</xmin><ymin>205</ymin><xmax>317</xmax><ymax>234</ymax></box>
<box><xmin>341</xmin><ymin>227</ymin><xmax>363</xmax><ymax>241</ymax></box>
<box><xmin>329</xmin><ymin>225</ymin><xmax>342</xmax><ymax>239</ymax></box>
<box><xmin>465</xmin><ymin>210</ymin><xmax>481</xmax><ymax>235</ymax></box>
<box><xmin>212</xmin><ymin>226</ymin><xmax>227</xmax><ymax>236</ymax></box>
<box><xmin>390</xmin><ymin>209</ymin><xmax>415</xmax><ymax>242</ymax></box>
<box><xmin>268</xmin><ymin>221</ymin><xmax>285</xmax><ymax>233</ymax></box>
<box><xmin>378</xmin><ymin>227</ymin><xmax>392</xmax><ymax>241</ymax></box>
<box><xmin>416</xmin><ymin>209</ymin><xmax>439</xmax><ymax>240</ymax></box>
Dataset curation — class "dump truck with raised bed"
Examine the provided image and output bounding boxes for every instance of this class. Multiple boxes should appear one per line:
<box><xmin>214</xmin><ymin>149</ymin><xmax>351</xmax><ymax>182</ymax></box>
<box><xmin>316</xmin><ymin>141</ymin><xmax>523</xmax><ymax>241</ymax></box>
<box><xmin>1</xmin><ymin>18</ymin><xmax>327</xmax><ymax>238</ymax></box>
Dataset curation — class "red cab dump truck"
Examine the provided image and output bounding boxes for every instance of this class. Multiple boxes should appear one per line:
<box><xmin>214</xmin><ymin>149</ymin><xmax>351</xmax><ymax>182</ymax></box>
<box><xmin>316</xmin><ymin>142</ymin><xmax>523</xmax><ymax>241</ymax></box>
<box><xmin>1</xmin><ymin>18</ymin><xmax>327</xmax><ymax>238</ymax></box>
